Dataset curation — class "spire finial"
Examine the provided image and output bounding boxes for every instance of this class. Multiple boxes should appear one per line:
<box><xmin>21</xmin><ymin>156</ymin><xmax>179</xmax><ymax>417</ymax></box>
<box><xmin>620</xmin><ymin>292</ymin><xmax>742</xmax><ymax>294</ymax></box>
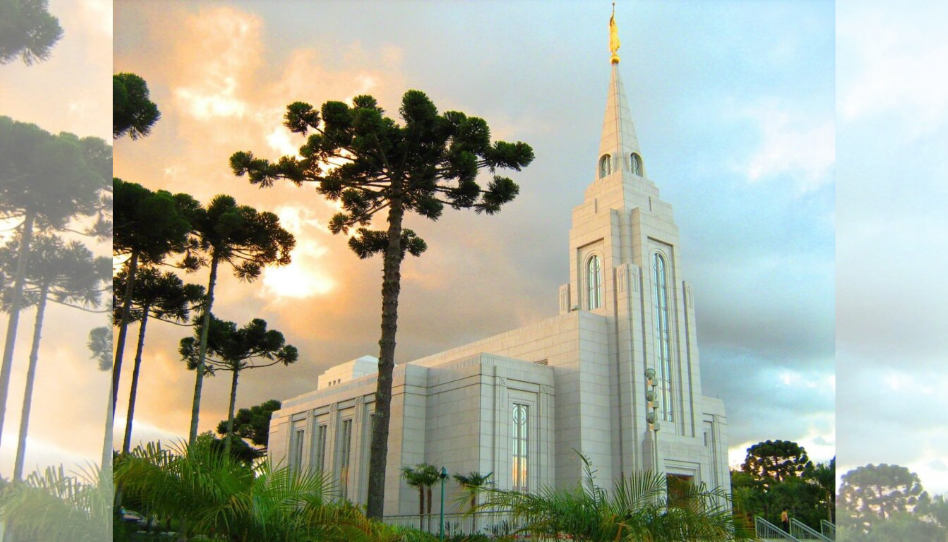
<box><xmin>609</xmin><ymin>3</ymin><xmax>621</xmax><ymax>64</ymax></box>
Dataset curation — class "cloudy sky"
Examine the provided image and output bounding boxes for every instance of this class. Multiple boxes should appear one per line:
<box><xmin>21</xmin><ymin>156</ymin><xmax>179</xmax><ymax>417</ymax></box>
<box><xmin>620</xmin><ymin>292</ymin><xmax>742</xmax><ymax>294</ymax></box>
<box><xmin>110</xmin><ymin>0</ymin><xmax>836</xmax><ymax>469</ymax></box>
<box><xmin>837</xmin><ymin>1</ymin><xmax>948</xmax><ymax>494</ymax></box>
<box><xmin>0</xmin><ymin>0</ymin><xmax>112</xmax><ymax>476</ymax></box>
<box><xmin>2</xmin><ymin>0</ymin><xmax>861</xmax><ymax>485</ymax></box>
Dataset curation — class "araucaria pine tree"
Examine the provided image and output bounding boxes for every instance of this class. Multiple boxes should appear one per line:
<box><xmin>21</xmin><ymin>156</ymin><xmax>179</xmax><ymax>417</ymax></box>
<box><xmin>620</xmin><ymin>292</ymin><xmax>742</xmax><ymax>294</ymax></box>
<box><xmin>112</xmin><ymin>180</ymin><xmax>192</xmax><ymax>416</ymax></box>
<box><xmin>180</xmin><ymin>195</ymin><xmax>294</xmax><ymax>444</ymax></box>
<box><xmin>0</xmin><ymin>234</ymin><xmax>110</xmax><ymax>481</ymax></box>
<box><xmin>113</xmin><ymin>266</ymin><xmax>205</xmax><ymax>453</ymax></box>
<box><xmin>179</xmin><ymin>315</ymin><xmax>297</xmax><ymax>455</ymax></box>
<box><xmin>231</xmin><ymin>90</ymin><xmax>533</xmax><ymax>517</ymax></box>
<box><xmin>0</xmin><ymin>117</ymin><xmax>110</xmax><ymax>449</ymax></box>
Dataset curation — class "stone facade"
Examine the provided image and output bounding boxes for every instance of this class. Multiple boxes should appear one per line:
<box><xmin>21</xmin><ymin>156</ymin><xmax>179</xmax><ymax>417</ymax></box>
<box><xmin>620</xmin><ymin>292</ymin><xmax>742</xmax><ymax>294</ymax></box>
<box><xmin>269</xmin><ymin>53</ymin><xmax>729</xmax><ymax>516</ymax></box>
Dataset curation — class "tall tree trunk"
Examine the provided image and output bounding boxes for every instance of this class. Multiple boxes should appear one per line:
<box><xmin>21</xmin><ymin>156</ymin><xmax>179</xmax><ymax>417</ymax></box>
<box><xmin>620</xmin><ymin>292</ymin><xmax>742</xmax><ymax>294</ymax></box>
<box><xmin>122</xmin><ymin>308</ymin><xmax>150</xmax><ymax>454</ymax></box>
<box><xmin>365</xmin><ymin>197</ymin><xmax>404</xmax><ymax>519</ymax></box>
<box><xmin>223</xmin><ymin>369</ymin><xmax>239</xmax><ymax>456</ymax></box>
<box><xmin>189</xmin><ymin>256</ymin><xmax>219</xmax><ymax>444</ymax></box>
<box><xmin>427</xmin><ymin>485</ymin><xmax>433</xmax><ymax>532</ymax></box>
<box><xmin>0</xmin><ymin>209</ymin><xmax>35</xmax><ymax>447</ymax></box>
<box><xmin>418</xmin><ymin>486</ymin><xmax>425</xmax><ymax>531</ymax></box>
<box><xmin>112</xmin><ymin>249</ymin><xmax>140</xmax><ymax>415</ymax></box>
<box><xmin>471</xmin><ymin>493</ymin><xmax>477</xmax><ymax>534</ymax></box>
<box><xmin>13</xmin><ymin>283</ymin><xmax>49</xmax><ymax>481</ymax></box>
<box><xmin>101</xmin><ymin>368</ymin><xmax>114</xmax><ymax>478</ymax></box>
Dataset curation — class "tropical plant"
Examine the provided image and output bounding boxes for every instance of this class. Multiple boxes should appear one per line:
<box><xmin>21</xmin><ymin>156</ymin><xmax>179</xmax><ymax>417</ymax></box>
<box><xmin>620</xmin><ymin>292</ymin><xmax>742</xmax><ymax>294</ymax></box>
<box><xmin>0</xmin><ymin>463</ymin><xmax>111</xmax><ymax>542</ymax></box>
<box><xmin>113</xmin><ymin>266</ymin><xmax>205</xmax><ymax>454</ymax></box>
<box><xmin>0</xmin><ymin>0</ymin><xmax>63</xmax><ymax>65</ymax></box>
<box><xmin>180</xmin><ymin>315</ymin><xmax>297</xmax><ymax>455</ymax></box>
<box><xmin>113</xmin><ymin>72</ymin><xmax>161</xmax><ymax>140</ymax></box>
<box><xmin>0</xmin><ymin>117</ymin><xmax>109</xmax><ymax>448</ymax></box>
<box><xmin>402</xmin><ymin>463</ymin><xmax>441</xmax><ymax>531</ymax></box>
<box><xmin>178</xmin><ymin>194</ymin><xmax>294</xmax><ymax>444</ymax></box>
<box><xmin>0</xmin><ymin>234</ymin><xmax>110</xmax><ymax>481</ymax></box>
<box><xmin>115</xmin><ymin>439</ymin><xmax>386</xmax><ymax>542</ymax></box>
<box><xmin>232</xmin><ymin>89</ymin><xmax>534</xmax><ymax>517</ymax></box>
<box><xmin>453</xmin><ymin>470</ymin><xmax>493</xmax><ymax>533</ymax></box>
<box><xmin>478</xmin><ymin>456</ymin><xmax>749</xmax><ymax>542</ymax></box>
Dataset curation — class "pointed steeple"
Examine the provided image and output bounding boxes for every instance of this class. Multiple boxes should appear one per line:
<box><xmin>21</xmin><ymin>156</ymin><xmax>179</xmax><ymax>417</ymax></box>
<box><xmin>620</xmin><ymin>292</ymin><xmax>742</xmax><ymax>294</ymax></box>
<box><xmin>598</xmin><ymin>9</ymin><xmax>644</xmax><ymax>179</ymax></box>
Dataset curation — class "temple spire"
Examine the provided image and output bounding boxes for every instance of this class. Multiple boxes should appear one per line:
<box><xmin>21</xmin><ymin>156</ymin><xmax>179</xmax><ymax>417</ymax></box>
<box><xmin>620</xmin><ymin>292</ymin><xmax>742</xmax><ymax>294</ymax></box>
<box><xmin>598</xmin><ymin>7</ymin><xmax>643</xmax><ymax>178</ymax></box>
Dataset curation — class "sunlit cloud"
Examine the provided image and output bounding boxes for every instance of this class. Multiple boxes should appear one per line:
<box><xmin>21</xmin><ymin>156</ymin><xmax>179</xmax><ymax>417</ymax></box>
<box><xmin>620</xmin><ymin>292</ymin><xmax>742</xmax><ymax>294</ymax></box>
<box><xmin>839</xmin><ymin>6</ymin><xmax>948</xmax><ymax>131</ymax></box>
<box><xmin>170</xmin><ymin>7</ymin><xmax>262</xmax><ymax>122</ymax></box>
<box><xmin>260</xmin><ymin>205</ymin><xmax>336</xmax><ymax>300</ymax></box>
<box><xmin>0</xmin><ymin>436</ymin><xmax>97</xmax><ymax>476</ymax></box>
<box><xmin>80</xmin><ymin>0</ymin><xmax>112</xmax><ymax>38</ymax></box>
<box><xmin>266</xmin><ymin>125</ymin><xmax>301</xmax><ymax>157</ymax></box>
<box><xmin>741</xmin><ymin>100</ymin><xmax>835</xmax><ymax>194</ymax></box>
<box><xmin>883</xmin><ymin>372</ymin><xmax>913</xmax><ymax>391</ymax></box>
<box><xmin>262</xmin><ymin>260</ymin><xmax>335</xmax><ymax>300</ymax></box>
<box><xmin>115</xmin><ymin>417</ymin><xmax>186</xmax><ymax>448</ymax></box>
<box><xmin>176</xmin><ymin>80</ymin><xmax>249</xmax><ymax>120</ymax></box>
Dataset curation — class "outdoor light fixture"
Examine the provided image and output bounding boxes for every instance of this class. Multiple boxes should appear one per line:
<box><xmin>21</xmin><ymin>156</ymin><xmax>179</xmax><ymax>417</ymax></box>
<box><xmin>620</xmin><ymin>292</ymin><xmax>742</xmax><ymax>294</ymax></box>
<box><xmin>645</xmin><ymin>367</ymin><xmax>660</xmax><ymax>432</ymax></box>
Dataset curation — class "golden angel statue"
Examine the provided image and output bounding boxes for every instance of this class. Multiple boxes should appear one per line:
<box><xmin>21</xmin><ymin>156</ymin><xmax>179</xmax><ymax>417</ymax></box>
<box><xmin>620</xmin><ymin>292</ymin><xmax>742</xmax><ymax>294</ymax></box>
<box><xmin>609</xmin><ymin>8</ymin><xmax>621</xmax><ymax>63</ymax></box>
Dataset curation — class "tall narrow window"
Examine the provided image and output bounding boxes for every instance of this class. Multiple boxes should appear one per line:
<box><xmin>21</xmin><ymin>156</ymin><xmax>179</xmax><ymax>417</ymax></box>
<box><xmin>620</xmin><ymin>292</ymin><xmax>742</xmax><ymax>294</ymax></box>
<box><xmin>587</xmin><ymin>255</ymin><xmax>602</xmax><ymax>310</ymax></box>
<box><xmin>314</xmin><ymin>424</ymin><xmax>327</xmax><ymax>472</ymax></box>
<box><xmin>652</xmin><ymin>253</ymin><xmax>673</xmax><ymax>421</ymax></box>
<box><xmin>339</xmin><ymin>419</ymin><xmax>352</xmax><ymax>499</ymax></box>
<box><xmin>631</xmin><ymin>153</ymin><xmax>643</xmax><ymax>176</ymax></box>
<box><xmin>292</xmin><ymin>427</ymin><xmax>305</xmax><ymax>472</ymax></box>
<box><xmin>512</xmin><ymin>404</ymin><xmax>529</xmax><ymax>491</ymax></box>
<box><xmin>667</xmin><ymin>474</ymin><xmax>694</xmax><ymax>508</ymax></box>
<box><xmin>599</xmin><ymin>154</ymin><xmax>612</xmax><ymax>178</ymax></box>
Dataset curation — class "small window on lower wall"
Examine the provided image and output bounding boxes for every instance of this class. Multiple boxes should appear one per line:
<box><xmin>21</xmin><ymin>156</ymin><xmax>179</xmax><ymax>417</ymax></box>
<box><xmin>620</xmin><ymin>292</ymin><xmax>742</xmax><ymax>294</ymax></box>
<box><xmin>667</xmin><ymin>474</ymin><xmax>694</xmax><ymax>508</ymax></box>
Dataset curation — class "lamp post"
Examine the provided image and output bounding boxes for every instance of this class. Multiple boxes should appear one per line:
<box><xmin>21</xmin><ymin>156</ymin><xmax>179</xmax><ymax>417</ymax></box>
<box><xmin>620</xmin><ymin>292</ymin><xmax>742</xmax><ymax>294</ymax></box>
<box><xmin>439</xmin><ymin>466</ymin><xmax>448</xmax><ymax>541</ymax></box>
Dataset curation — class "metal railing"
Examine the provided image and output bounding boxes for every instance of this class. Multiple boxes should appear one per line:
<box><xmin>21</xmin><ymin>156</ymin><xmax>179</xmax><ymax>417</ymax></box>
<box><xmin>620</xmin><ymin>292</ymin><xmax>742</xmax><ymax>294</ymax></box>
<box><xmin>790</xmin><ymin>518</ymin><xmax>831</xmax><ymax>541</ymax></box>
<box><xmin>755</xmin><ymin>516</ymin><xmax>801</xmax><ymax>541</ymax></box>
<box><xmin>383</xmin><ymin>510</ymin><xmax>522</xmax><ymax>537</ymax></box>
<box><xmin>820</xmin><ymin>519</ymin><xmax>836</xmax><ymax>540</ymax></box>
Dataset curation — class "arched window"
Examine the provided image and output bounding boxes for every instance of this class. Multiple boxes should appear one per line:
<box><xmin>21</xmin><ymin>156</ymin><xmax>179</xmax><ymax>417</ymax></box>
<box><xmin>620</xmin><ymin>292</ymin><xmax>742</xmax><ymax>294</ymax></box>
<box><xmin>631</xmin><ymin>153</ymin><xmax>643</xmax><ymax>176</ymax></box>
<box><xmin>652</xmin><ymin>253</ymin><xmax>673</xmax><ymax>421</ymax></box>
<box><xmin>587</xmin><ymin>255</ymin><xmax>602</xmax><ymax>310</ymax></box>
<box><xmin>599</xmin><ymin>155</ymin><xmax>612</xmax><ymax>178</ymax></box>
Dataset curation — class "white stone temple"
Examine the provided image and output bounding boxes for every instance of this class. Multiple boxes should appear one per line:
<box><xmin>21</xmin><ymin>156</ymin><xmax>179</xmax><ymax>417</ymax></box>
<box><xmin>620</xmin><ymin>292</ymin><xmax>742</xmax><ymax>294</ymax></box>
<box><xmin>268</xmin><ymin>20</ymin><xmax>730</xmax><ymax>516</ymax></box>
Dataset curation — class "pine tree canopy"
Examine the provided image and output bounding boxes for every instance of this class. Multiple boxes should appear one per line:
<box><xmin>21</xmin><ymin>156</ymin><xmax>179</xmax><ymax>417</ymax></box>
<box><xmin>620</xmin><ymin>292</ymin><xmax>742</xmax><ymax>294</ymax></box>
<box><xmin>231</xmin><ymin>90</ymin><xmax>534</xmax><ymax>259</ymax></box>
